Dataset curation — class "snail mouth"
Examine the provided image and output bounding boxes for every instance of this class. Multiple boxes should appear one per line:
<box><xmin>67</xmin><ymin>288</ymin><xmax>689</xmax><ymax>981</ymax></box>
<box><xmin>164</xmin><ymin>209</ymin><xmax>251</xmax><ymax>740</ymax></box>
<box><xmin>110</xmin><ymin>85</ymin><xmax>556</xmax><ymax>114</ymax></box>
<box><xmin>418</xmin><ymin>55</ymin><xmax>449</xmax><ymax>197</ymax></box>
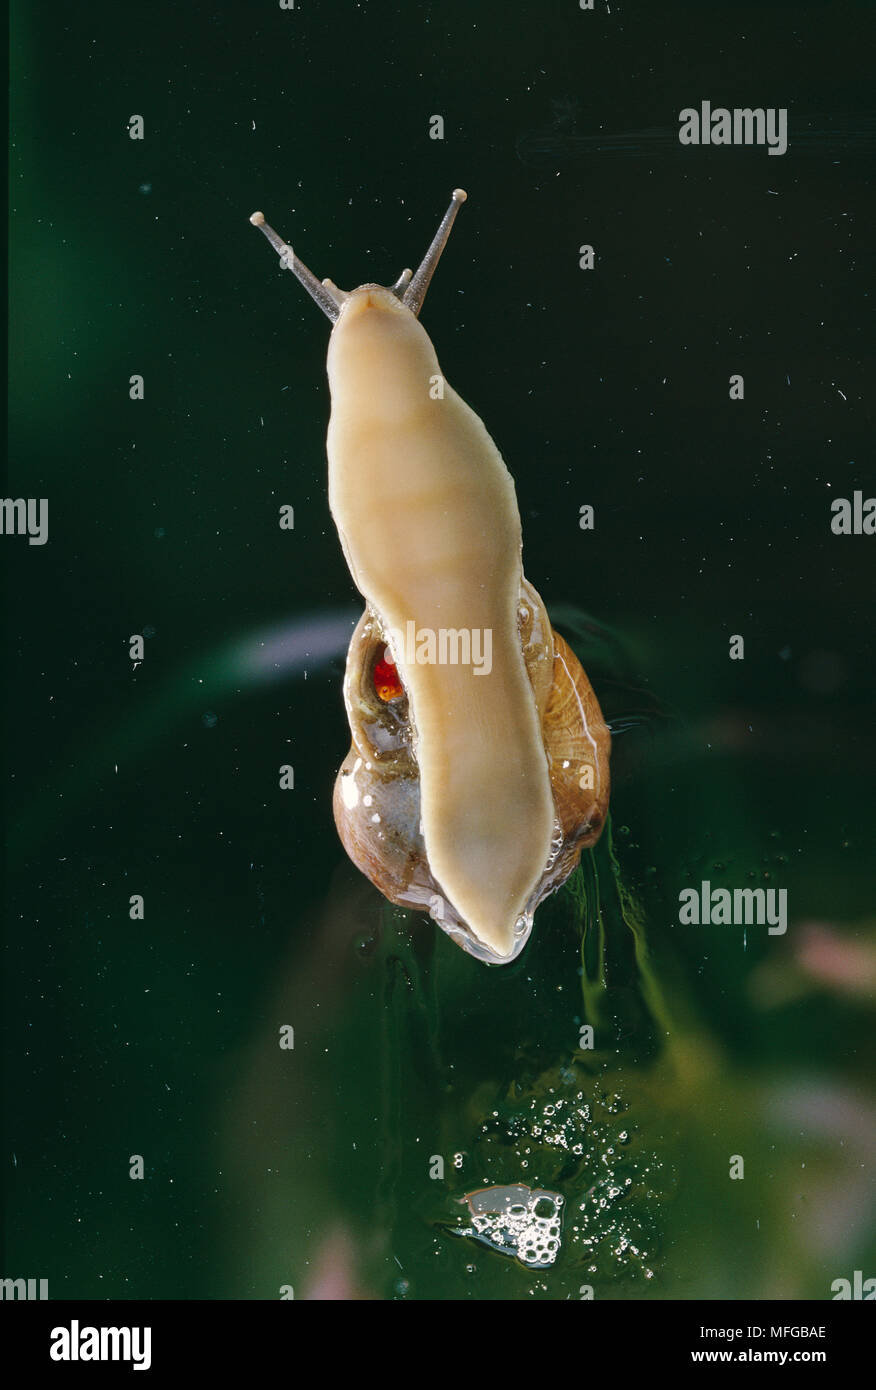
<box><xmin>341</xmin><ymin>285</ymin><xmax>406</xmax><ymax>319</ymax></box>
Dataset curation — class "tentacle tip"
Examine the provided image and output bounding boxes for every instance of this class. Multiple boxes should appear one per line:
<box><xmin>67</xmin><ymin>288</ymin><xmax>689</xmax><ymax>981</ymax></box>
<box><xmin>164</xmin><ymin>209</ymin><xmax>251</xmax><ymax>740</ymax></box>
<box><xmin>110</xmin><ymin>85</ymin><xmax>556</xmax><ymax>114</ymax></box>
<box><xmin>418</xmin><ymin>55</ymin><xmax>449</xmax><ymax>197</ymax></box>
<box><xmin>452</xmin><ymin>188</ymin><xmax>468</xmax><ymax>203</ymax></box>
<box><xmin>249</xmin><ymin>211</ymin><xmax>266</xmax><ymax>226</ymax></box>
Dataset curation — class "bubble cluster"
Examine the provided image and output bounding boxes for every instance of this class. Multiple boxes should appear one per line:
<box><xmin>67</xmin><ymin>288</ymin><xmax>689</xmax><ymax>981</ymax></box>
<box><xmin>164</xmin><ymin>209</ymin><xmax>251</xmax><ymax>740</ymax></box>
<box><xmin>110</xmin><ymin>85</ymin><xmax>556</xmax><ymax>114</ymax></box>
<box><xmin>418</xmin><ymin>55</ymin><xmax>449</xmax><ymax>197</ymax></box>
<box><xmin>458</xmin><ymin>1185</ymin><xmax>564</xmax><ymax>1268</ymax></box>
<box><xmin>458</xmin><ymin>1062</ymin><xmax>670</xmax><ymax>1287</ymax></box>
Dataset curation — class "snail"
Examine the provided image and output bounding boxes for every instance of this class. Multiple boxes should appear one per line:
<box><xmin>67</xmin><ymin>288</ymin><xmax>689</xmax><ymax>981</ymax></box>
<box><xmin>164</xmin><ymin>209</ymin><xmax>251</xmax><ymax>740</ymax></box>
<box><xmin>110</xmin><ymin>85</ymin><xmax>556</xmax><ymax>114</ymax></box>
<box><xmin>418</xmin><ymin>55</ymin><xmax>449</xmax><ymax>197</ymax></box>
<box><xmin>250</xmin><ymin>190</ymin><xmax>610</xmax><ymax>965</ymax></box>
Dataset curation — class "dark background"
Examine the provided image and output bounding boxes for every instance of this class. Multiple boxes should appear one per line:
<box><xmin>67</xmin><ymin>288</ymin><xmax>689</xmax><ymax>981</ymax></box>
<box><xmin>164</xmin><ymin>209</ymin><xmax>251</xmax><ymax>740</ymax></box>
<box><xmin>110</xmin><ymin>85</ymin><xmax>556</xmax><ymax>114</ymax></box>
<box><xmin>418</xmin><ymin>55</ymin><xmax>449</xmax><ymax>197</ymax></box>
<box><xmin>5</xmin><ymin>0</ymin><xmax>875</xmax><ymax>1299</ymax></box>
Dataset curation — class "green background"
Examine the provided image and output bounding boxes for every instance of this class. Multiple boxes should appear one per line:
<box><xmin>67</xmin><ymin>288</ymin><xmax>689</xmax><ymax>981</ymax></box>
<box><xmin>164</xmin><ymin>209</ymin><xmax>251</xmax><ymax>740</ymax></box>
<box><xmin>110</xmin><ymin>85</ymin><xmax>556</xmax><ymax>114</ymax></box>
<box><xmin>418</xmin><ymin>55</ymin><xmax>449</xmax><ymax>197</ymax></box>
<box><xmin>6</xmin><ymin>0</ymin><xmax>875</xmax><ymax>1299</ymax></box>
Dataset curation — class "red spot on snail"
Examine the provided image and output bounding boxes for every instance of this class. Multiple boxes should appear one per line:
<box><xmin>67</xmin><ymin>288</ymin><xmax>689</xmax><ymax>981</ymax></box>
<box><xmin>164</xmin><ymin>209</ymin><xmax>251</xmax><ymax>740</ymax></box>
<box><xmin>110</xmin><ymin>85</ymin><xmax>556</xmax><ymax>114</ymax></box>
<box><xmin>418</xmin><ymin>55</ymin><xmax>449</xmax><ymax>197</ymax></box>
<box><xmin>374</xmin><ymin>647</ymin><xmax>404</xmax><ymax>702</ymax></box>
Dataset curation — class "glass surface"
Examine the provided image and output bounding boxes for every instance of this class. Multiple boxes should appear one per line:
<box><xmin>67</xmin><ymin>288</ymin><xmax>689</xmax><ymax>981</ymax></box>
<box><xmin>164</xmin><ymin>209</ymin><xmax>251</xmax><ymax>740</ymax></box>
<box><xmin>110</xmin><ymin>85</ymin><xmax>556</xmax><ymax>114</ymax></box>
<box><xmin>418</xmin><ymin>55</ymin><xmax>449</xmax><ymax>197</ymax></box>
<box><xmin>6</xmin><ymin>0</ymin><xmax>874</xmax><ymax>1300</ymax></box>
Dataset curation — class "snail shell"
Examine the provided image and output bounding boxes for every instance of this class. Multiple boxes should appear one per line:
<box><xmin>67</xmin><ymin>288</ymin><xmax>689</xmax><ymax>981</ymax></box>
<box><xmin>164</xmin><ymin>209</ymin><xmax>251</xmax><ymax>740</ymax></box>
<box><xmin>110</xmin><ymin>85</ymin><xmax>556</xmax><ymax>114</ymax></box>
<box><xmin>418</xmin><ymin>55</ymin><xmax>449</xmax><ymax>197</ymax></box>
<box><xmin>333</xmin><ymin>579</ymin><xmax>609</xmax><ymax>965</ymax></box>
